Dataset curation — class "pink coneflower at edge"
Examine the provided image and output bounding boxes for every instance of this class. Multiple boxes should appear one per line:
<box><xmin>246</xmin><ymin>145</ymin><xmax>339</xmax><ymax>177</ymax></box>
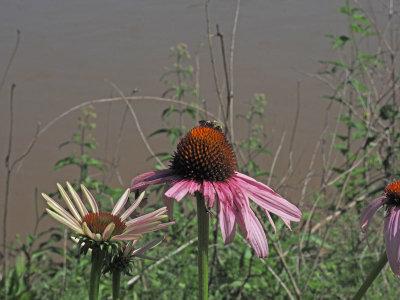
<box><xmin>360</xmin><ymin>181</ymin><xmax>400</xmax><ymax>276</ymax></box>
<box><xmin>131</xmin><ymin>123</ymin><xmax>302</xmax><ymax>258</ymax></box>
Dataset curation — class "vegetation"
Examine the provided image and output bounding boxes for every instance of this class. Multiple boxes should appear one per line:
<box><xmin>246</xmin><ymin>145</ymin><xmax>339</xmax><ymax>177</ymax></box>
<box><xmin>1</xmin><ymin>1</ymin><xmax>399</xmax><ymax>299</ymax></box>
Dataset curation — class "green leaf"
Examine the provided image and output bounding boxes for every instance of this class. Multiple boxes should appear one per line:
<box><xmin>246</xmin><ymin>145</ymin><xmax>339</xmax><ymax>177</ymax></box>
<box><xmin>380</xmin><ymin>104</ymin><xmax>398</xmax><ymax>120</ymax></box>
<box><xmin>349</xmin><ymin>78</ymin><xmax>368</xmax><ymax>92</ymax></box>
<box><xmin>333</xmin><ymin>142</ymin><xmax>348</xmax><ymax>155</ymax></box>
<box><xmin>86</xmin><ymin>158</ymin><xmax>106</xmax><ymax>170</ymax></box>
<box><xmin>15</xmin><ymin>252</ymin><xmax>27</xmax><ymax>276</ymax></box>
<box><xmin>309</xmin><ymin>234</ymin><xmax>334</xmax><ymax>250</ymax></box>
<box><xmin>72</xmin><ymin>133</ymin><xmax>83</xmax><ymax>144</ymax></box>
<box><xmin>335</xmin><ymin>134</ymin><xmax>348</xmax><ymax>141</ymax></box>
<box><xmin>352</xmin><ymin>13</ymin><xmax>370</xmax><ymax>25</ymax></box>
<box><xmin>148</xmin><ymin>128</ymin><xmax>169</xmax><ymax>138</ymax></box>
<box><xmin>230</xmin><ymin>281</ymin><xmax>243</xmax><ymax>288</ymax></box>
<box><xmin>326</xmin><ymin>34</ymin><xmax>350</xmax><ymax>49</ymax></box>
<box><xmin>53</xmin><ymin>157</ymin><xmax>80</xmax><ymax>170</ymax></box>
<box><xmin>323</xmin><ymin>95</ymin><xmax>342</xmax><ymax>103</ymax></box>
<box><xmin>84</xmin><ymin>141</ymin><xmax>97</xmax><ymax>151</ymax></box>
<box><xmin>359</xmin><ymin>53</ymin><xmax>381</xmax><ymax>67</ymax></box>
<box><xmin>58</xmin><ymin>140</ymin><xmax>72</xmax><ymax>149</ymax></box>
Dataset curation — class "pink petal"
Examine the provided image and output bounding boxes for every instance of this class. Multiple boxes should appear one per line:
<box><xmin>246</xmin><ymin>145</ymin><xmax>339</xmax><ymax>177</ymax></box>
<box><xmin>219</xmin><ymin>200</ymin><xmax>236</xmax><ymax>244</ymax></box>
<box><xmin>234</xmin><ymin>172</ymin><xmax>301</xmax><ymax>222</ymax></box>
<box><xmin>236</xmin><ymin>204</ymin><xmax>269</xmax><ymax>258</ymax></box>
<box><xmin>264</xmin><ymin>210</ymin><xmax>276</xmax><ymax>233</ymax></box>
<box><xmin>165</xmin><ymin>180</ymin><xmax>191</xmax><ymax>201</ymax></box>
<box><xmin>279</xmin><ymin>216</ymin><xmax>292</xmax><ymax>231</ymax></box>
<box><xmin>215</xmin><ymin>182</ymin><xmax>234</xmax><ymax>207</ymax></box>
<box><xmin>360</xmin><ymin>196</ymin><xmax>386</xmax><ymax>233</ymax></box>
<box><xmin>130</xmin><ymin>169</ymin><xmax>177</xmax><ymax>191</ymax></box>
<box><xmin>188</xmin><ymin>180</ymin><xmax>202</xmax><ymax>195</ymax></box>
<box><xmin>385</xmin><ymin>206</ymin><xmax>400</xmax><ymax>277</ymax></box>
<box><xmin>201</xmin><ymin>181</ymin><xmax>216</xmax><ymax>207</ymax></box>
<box><xmin>162</xmin><ymin>181</ymin><xmax>175</xmax><ymax>219</ymax></box>
<box><xmin>131</xmin><ymin>169</ymin><xmax>174</xmax><ymax>186</ymax></box>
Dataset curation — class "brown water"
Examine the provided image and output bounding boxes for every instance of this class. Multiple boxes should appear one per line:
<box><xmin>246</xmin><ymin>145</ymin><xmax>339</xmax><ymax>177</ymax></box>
<box><xmin>0</xmin><ymin>0</ymin><xmax>346</xmax><ymax>242</ymax></box>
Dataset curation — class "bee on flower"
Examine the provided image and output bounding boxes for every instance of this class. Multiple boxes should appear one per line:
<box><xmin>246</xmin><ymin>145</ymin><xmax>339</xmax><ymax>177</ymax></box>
<box><xmin>131</xmin><ymin>121</ymin><xmax>302</xmax><ymax>258</ymax></box>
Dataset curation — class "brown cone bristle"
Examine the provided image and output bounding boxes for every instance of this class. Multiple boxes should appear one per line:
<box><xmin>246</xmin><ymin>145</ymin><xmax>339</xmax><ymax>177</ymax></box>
<box><xmin>82</xmin><ymin>212</ymin><xmax>126</xmax><ymax>235</ymax></box>
<box><xmin>170</xmin><ymin>125</ymin><xmax>236</xmax><ymax>182</ymax></box>
<box><xmin>385</xmin><ymin>181</ymin><xmax>400</xmax><ymax>201</ymax></box>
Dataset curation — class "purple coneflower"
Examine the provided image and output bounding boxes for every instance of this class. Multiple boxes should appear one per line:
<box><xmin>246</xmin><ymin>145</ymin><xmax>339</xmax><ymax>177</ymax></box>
<box><xmin>43</xmin><ymin>182</ymin><xmax>174</xmax><ymax>243</ymax></box>
<box><xmin>131</xmin><ymin>123</ymin><xmax>302</xmax><ymax>258</ymax></box>
<box><xmin>360</xmin><ymin>181</ymin><xmax>400</xmax><ymax>276</ymax></box>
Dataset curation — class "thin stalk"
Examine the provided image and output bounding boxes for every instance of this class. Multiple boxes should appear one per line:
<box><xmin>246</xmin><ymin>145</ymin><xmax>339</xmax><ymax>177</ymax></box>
<box><xmin>112</xmin><ymin>270</ymin><xmax>122</xmax><ymax>300</ymax></box>
<box><xmin>89</xmin><ymin>249</ymin><xmax>104</xmax><ymax>300</ymax></box>
<box><xmin>352</xmin><ymin>251</ymin><xmax>387</xmax><ymax>300</ymax></box>
<box><xmin>196</xmin><ymin>193</ymin><xmax>209</xmax><ymax>300</ymax></box>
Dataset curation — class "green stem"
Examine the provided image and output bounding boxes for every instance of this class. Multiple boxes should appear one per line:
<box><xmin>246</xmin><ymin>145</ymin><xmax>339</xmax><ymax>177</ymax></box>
<box><xmin>196</xmin><ymin>193</ymin><xmax>209</xmax><ymax>300</ymax></box>
<box><xmin>112</xmin><ymin>270</ymin><xmax>121</xmax><ymax>300</ymax></box>
<box><xmin>89</xmin><ymin>248</ymin><xmax>104</xmax><ymax>300</ymax></box>
<box><xmin>352</xmin><ymin>251</ymin><xmax>388</xmax><ymax>300</ymax></box>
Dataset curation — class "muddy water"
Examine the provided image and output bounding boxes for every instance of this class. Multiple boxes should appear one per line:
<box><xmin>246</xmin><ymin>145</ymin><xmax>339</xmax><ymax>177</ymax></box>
<box><xmin>0</xmin><ymin>0</ymin><xmax>345</xmax><ymax>242</ymax></box>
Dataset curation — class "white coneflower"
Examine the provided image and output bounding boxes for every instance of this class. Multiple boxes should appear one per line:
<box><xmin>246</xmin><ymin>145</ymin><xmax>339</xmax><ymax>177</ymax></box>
<box><xmin>42</xmin><ymin>182</ymin><xmax>174</xmax><ymax>243</ymax></box>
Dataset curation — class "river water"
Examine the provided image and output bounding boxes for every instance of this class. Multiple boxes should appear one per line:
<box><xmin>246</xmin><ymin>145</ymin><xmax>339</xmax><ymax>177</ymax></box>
<box><xmin>0</xmin><ymin>0</ymin><xmax>345</xmax><ymax>242</ymax></box>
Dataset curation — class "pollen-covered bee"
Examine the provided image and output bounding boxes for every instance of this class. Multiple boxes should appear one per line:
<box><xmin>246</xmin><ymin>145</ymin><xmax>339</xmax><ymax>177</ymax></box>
<box><xmin>199</xmin><ymin>120</ymin><xmax>223</xmax><ymax>131</ymax></box>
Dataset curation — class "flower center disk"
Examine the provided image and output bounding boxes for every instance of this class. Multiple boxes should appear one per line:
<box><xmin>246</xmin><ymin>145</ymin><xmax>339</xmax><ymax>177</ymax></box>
<box><xmin>82</xmin><ymin>212</ymin><xmax>126</xmax><ymax>235</ymax></box>
<box><xmin>385</xmin><ymin>181</ymin><xmax>400</xmax><ymax>205</ymax></box>
<box><xmin>171</xmin><ymin>125</ymin><xmax>236</xmax><ymax>182</ymax></box>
